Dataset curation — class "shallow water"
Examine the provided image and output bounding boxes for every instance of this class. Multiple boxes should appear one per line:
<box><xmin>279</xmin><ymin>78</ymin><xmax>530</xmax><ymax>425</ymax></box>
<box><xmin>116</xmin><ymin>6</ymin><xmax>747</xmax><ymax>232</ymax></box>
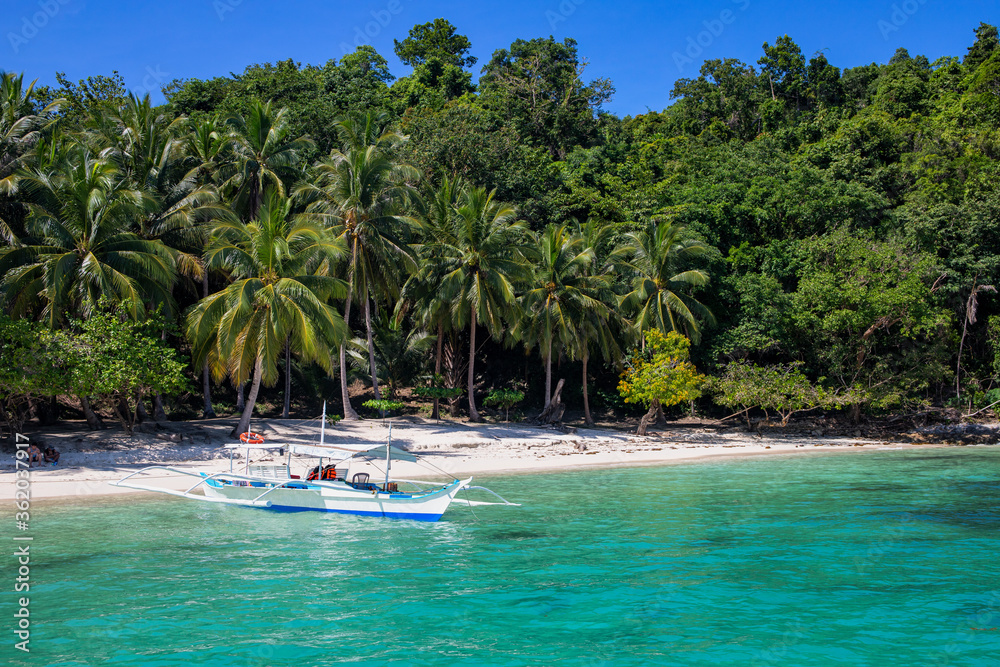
<box><xmin>6</xmin><ymin>449</ymin><xmax>1000</xmax><ymax>666</ymax></box>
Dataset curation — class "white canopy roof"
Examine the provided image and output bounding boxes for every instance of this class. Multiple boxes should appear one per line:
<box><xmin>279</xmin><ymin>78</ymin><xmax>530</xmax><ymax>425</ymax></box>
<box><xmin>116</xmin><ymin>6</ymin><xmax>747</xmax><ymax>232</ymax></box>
<box><xmin>289</xmin><ymin>443</ymin><xmax>417</xmax><ymax>463</ymax></box>
<box><xmin>223</xmin><ymin>442</ymin><xmax>286</xmax><ymax>451</ymax></box>
<box><xmin>288</xmin><ymin>443</ymin><xmax>354</xmax><ymax>459</ymax></box>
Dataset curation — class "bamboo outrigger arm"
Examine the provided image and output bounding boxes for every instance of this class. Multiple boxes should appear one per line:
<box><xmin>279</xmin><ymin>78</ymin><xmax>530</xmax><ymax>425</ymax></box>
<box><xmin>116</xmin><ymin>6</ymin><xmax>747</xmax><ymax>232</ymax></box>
<box><xmin>456</xmin><ymin>485</ymin><xmax>521</xmax><ymax>507</ymax></box>
<box><xmin>108</xmin><ymin>466</ymin><xmax>299</xmax><ymax>508</ymax></box>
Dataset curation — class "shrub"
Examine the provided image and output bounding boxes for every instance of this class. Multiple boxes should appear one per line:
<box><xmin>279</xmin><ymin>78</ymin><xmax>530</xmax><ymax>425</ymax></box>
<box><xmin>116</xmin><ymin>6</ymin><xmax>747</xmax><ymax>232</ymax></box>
<box><xmin>483</xmin><ymin>387</ymin><xmax>525</xmax><ymax>421</ymax></box>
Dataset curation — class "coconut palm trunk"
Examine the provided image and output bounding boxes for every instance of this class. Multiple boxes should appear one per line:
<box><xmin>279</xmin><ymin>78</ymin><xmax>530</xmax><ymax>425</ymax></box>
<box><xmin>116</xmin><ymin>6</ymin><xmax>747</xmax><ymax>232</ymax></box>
<box><xmin>365</xmin><ymin>296</ymin><xmax>382</xmax><ymax>402</ymax></box>
<box><xmin>339</xmin><ymin>291</ymin><xmax>360</xmax><ymax>420</ymax></box>
<box><xmin>282</xmin><ymin>339</ymin><xmax>291</xmax><ymax>419</ymax></box>
<box><xmin>231</xmin><ymin>358</ymin><xmax>263</xmax><ymax>438</ymax></box>
<box><xmin>582</xmin><ymin>353</ymin><xmax>594</xmax><ymax>427</ymax></box>
<box><xmin>467</xmin><ymin>309</ymin><xmax>480</xmax><ymax>421</ymax></box>
<box><xmin>201</xmin><ymin>272</ymin><xmax>216</xmax><ymax>418</ymax></box>
<box><xmin>432</xmin><ymin>322</ymin><xmax>443</xmax><ymax>420</ymax></box>
<box><xmin>544</xmin><ymin>338</ymin><xmax>553</xmax><ymax>410</ymax></box>
<box><xmin>202</xmin><ymin>367</ymin><xmax>215</xmax><ymax>418</ymax></box>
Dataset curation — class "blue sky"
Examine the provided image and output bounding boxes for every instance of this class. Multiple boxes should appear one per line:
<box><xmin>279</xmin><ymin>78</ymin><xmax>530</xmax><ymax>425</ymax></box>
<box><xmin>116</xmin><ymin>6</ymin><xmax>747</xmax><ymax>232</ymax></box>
<box><xmin>3</xmin><ymin>0</ymin><xmax>998</xmax><ymax>116</ymax></box>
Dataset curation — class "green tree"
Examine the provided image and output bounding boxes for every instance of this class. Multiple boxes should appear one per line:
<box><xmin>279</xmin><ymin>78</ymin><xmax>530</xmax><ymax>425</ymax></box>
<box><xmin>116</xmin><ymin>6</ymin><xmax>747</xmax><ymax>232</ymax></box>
<box><xmin>479</xmin><ymin>37</ymin><xmax>614</xmax><ymax>159</ymax></box>
<box><xmin>322</xmin><ymin>47</ymin><xmax>395</xmax><ymax>118</ymax></box>
<box><xmin>0</xmin><ymin>146</ymin><xmax>174</xmax><ymax>327</ymax></box>
<box><xmin>438</xmin><ymin>187</ymin><xmax>532</xmax><ymax>421</ymax></box>
<box><xmin>0</xmin><ymin>72</ymin><xmax>61</xmax><ymax>191</ymax></box>
<box><xmin>0</xmin><ymin>314</ymin><xmax>68</xmax><ymax>439</ymax></box>
<box><xmin>572</xmin><ymin>218</ymin><xmax>627</xmax><ymax>426</ymax></box>
<box><xmin>758</xmin><ymin>35</ymin><xmax>808</xmax><ymax>111</ymax></box>
<box><xmin>619</xmin><ymin>219</ymin><xmax>714</xmax><ymax>343</ymax></box>
<box><xmin>791</xmin><ymin>233</ymin><xmax>953</xmax><ymax>413</ymax></box>
<box><xmin>183</xmin><ymin>114</ymin><xmax>233</xmax><ymax>418</ymax></box>
<box><xmin>297</xmin><ymin>112</ymin><xmax>418</xmax><ymax>419</ymax></box>
<box><xmin>68</xmin><ymin>305</ymin><xmax>189</xmax><ymax>435</ymax></box>
<box><xmin>394</xmin><ymin>19</ymin><xmax>477</xmax><ymax>69</ymax></box>
<box><xmin>222</xmin><ymin>101</ymin><xmax>314</xmax><ymax>221</ymax></box>
<box><xmin>964</xmin><ymin>23</ymin><xmax>999</xmax><ymax>70</ymax></box>
<box><xmin>515</xmin><ymin>223</ymin><xmax>608</xmax><ymax>411</ymax></box>
<box><xmin>710</xmin><ymin>361</ymin><xmax>850</xmax><ymax>428</ymax></box>
<box><xmin>483</xmin><ymin>387</ymin><xmax>525</xmax><ymax>422</ymax></box>
<box><xmin>398</xmin><ymin>175</ymin><xmax>466</xmax><ymax>419</ymax></box>
<box><xmin>347</xmin><ymin>314</ymin><xmax>433</xmax><ymax>398</ymax></box>
<box><xmin>91</xmin><ymin>94</ymin><xmax>225</xmax><ymax>314</ymax></box>
<box><xmin>50</xmin><ymin>70</ymin><xmax>127</xmax><ymax>122</ymax></box>
<box><xmin>165</xmin><ymin>59</ymin><xmax>343</xmax><ymax>155</ymax></box>
<box><xmin>389</xmin><ymin>59</ymin><xmax>475</xmax><ymax>113</ymax></box>
<box><xmin>399</xmin><ymin>100</ymin><xmax>520</xmax><ymax>186</ymax></box>
<box><xmin>187</xmin><ymin>190</ymin><xmax>348</xmax><ymax>437</ymax></box>
<box><xmin>0</xmin><ymin>72</ymin><xmax>62</xmax><ymax>249</ymax></box>
<box><xmin>669</xmin><ymin>58</ymin><xmax>763</xmax><ymax>141</ymax></box>
<box><xmin>618</xmin><ymin>330</ymin><xmax>705</xmax><ymax>435</ymax></box>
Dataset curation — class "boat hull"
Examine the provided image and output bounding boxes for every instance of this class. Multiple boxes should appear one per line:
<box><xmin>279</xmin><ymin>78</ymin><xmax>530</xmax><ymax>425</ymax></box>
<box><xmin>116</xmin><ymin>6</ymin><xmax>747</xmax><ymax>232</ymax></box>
<box><xmin>201</xmin><ymin>478</ymin><xmax>468</xmax><ymax>522</ymax></box>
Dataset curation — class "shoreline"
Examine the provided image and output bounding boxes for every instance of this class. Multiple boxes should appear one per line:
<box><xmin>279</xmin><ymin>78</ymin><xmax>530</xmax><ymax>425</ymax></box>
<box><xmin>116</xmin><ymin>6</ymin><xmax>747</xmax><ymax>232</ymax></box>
<box><xmin>0</xmin><ymin>417</ymin><xmax>985</xmax><ymax>502</ymax></box>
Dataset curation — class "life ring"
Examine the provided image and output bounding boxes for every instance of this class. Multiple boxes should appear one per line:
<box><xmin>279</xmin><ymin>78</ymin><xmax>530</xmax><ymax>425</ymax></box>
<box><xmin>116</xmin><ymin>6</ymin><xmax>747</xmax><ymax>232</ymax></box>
<box><xmin>240</xmin><ymin>431</ymin><xmax>265</xmax><ymax>445</ymax></box>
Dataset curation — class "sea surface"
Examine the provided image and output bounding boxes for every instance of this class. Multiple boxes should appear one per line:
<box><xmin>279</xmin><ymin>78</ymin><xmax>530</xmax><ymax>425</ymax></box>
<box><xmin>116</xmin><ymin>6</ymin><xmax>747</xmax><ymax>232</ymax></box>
<box><xmin>5</xmin><ymin>448</ymin><xmax>1000</xmax><ymax>666</ymax></box>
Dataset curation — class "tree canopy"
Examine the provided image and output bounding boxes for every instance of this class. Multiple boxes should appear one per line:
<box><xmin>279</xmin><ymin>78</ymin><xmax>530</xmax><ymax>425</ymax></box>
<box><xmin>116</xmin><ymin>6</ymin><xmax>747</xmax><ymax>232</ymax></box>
<box><xmin>3</xmin><ymin>20</ymin><xmax>1000</xmax><ymax>433</ymax></box>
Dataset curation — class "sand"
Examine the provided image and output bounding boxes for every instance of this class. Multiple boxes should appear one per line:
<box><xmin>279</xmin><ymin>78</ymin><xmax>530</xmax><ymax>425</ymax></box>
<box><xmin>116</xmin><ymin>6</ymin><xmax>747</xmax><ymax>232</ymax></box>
<box><xmin>0</xmin><ymin>416</ymin><xmax>939</xmax><ymax>501</ymax></box>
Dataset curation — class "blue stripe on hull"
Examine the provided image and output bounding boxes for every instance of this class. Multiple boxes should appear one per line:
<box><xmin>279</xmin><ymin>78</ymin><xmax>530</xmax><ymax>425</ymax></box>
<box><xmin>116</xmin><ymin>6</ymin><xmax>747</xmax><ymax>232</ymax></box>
<box><xmin>263</xmin><ymin>504</ymin><xmax>443</xmax><ymax>521</ymax></box>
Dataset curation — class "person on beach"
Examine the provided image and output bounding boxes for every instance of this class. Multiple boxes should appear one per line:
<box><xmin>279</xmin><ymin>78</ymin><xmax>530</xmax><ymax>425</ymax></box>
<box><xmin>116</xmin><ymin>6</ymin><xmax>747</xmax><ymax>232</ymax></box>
<box><xmin>27</xmin><ymin>443</ymin><xmax>43</xmax><ymax>466</ymax></box>
<box><xmin>44</xmin><ymin>445</ymin><xmax>60</xmax><ymax>465</ymax></box>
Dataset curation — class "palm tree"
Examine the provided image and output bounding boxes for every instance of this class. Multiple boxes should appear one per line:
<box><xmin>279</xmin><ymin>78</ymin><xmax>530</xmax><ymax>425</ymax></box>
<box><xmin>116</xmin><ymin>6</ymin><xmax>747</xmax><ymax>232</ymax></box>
<box><xmin>184</xmin><ymin>115</ymin><xmax>229</xmax><ymax>191</ymax></box>
<box><xmin>186</xmin><ymin>190</ymin><xmax>348</xmax><ymax>437</ymax></box>
<box><xmin>297</xmin><ymin>112</ymin><xmax>418</xmax><ymax>419</ymax></box>
<box><xmin>0</xmin><ymin>72</ymin><xmax>61</xmax><ymax>184</ymax></box>
<box><xmin>88</xmin><ymin>94</ymin><xmax>184</xmax><ymax>186</ymax></box>
<box><xmin>92</xmin><ymin>93</ymin><xmax>229</xmax><ymax>420</ymax></box>
<box><xmin>95</xmin><ymin>94</ymin><xmax>225</xmax><ymax>252</ymax></box>
<box><xmin>222</xmin><ymin>101</ymin><xmax>314</xmax><ymax>221</ymax></box>
<box><xmin>617</xmin><ymin>218</ymin><xmax>713</xmax><ymax>429</ymax></box>
<box><xmin>0</xmin><ymin>145</ymin><xmax>175</xmax><ymax>430</ymax></box>
<box><xmin>438</xmin><ymin>187</ymin><xmax>531</xmax><ymax>421</ymax></box>
<box><xmin>0</xmin><ymin>72</ymin><xmax>62</xmax><ymax>242</ymax></box>
<box><xmin>346</xmin><ymin>314</ymin><xmax>433</xmax><ymax>398</ymax></box>
<box><xmin>619</xmin><ymin>218</ymin><xmax>714</xmax><ymax>343</ymax></box>
<box><xmin>516</xmin><ymin>224</ymin><xmax>610</xmax><ymax>412</ymax></box>
<box><xmin>183</xmin><ymin>115</ymin><xmax>231</xmax><ymax>418</ymax></box>
<box><xmin>399</xmin><ymin>175</ymin><xmax>465</xmax><ymax>419</ymax></box>
<box><xmin>0</xmin><ymin>145</ymin><xmax>174</xmax><ymax>327</ymax></box>
<box><xmin>572</xmin><ymin>219</ymin><xmax>627</xmax><ymax>426</ymax></box>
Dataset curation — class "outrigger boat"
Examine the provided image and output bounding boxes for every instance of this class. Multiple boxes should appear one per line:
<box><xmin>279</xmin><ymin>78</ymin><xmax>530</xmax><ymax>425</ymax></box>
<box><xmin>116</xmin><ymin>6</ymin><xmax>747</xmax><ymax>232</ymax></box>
<box><xmin>110</xmin><ymin>406</ymin><xmax>518</xmax><ymax>522</ymax></box>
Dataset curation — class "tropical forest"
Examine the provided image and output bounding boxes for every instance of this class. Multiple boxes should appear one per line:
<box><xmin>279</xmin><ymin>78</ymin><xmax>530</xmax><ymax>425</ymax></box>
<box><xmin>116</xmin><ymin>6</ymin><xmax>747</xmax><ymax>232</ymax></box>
<box><xmin>2</xmin><ymin>19</ymin><xmax>1000</xmax><ymax>438</ymax></box>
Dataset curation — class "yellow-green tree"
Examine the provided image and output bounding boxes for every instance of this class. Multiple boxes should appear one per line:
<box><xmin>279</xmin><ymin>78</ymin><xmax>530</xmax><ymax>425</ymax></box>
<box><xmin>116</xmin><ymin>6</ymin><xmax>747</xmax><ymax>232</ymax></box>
<box><xmin>618</xmin><ymin>330</ymin><xmax>705</xmax><ymax>435</ymax></box>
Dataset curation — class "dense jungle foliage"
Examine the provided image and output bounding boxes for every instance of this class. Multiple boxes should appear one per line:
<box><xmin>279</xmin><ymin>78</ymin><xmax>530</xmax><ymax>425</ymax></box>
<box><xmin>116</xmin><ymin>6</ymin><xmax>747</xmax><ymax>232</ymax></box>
<box><xmin>1</xmin><ymin>19</ymin><xmax>998</xmax><ymax>435</ymax></box>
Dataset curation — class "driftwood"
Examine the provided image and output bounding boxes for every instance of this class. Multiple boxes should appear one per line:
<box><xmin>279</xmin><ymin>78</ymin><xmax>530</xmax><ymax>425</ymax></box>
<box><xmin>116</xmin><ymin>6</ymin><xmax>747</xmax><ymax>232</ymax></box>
<box><xmin>536</xmin><ymin>379</ymin><xmax>566</xmax><ymax>424</ymax></box>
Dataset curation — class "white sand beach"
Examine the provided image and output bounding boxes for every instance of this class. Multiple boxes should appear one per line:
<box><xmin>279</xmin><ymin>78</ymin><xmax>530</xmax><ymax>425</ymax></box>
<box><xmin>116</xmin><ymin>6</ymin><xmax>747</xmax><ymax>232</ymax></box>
<box><xmin>0</xmin><ymin>416</ymin><xmax>942</xmax><ymax>501</ymax></box>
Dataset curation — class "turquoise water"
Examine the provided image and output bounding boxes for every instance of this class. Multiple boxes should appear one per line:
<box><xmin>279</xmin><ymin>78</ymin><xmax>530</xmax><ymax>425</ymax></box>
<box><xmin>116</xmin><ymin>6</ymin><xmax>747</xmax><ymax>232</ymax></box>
<box><xmin>5</xmin><ymin>448</ymin><xmax>1000</xmax><ymax>666</ymax></box>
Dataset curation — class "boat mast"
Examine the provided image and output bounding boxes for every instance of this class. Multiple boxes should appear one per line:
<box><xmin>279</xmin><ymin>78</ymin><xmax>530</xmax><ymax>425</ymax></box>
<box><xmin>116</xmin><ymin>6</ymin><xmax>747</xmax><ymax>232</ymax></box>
<box><xmin>384</xmin><ymin>422</ymin><xmax>391</xmax><ymax>488</ymax></box>
<box><xmin>320</xmin><ymin>401</ymin><xmax>326</xmax><ymax>447</ymax></box>
<box><xmin>319</xmin><ymin>401</ymin><xmax>326</xmax><ymax>480</ymax></box>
